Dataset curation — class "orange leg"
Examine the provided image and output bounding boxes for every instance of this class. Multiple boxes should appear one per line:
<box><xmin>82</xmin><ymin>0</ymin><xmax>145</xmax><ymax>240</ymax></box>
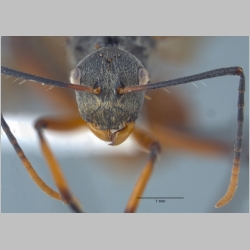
<box><xmin>2</xmin><ymin>113</ymin><xmax>86</xmax><ymax>212</ymax></box>
<box><xmin>34</xmin><ymin>116</ymin><xmax>86</xmax><ymax>212</ymax></box>
<box><xmin>125</xmin><ymin>127</ymin><xmax>161</xmax><ymax>213</ymax></box>
<box><xmin>150</xmin><ymin>124</ymin><xmax>230</xmax><ymax>156</ymax></box>
<box><xmin>145</xmin><ymin>89</ymin><xmax>230</xmax><ymax>156</ymax></box>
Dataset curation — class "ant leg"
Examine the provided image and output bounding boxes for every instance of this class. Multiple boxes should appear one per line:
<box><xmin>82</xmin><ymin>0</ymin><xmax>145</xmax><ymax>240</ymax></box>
<box><xmin>145</xmin><ymin>90</ymin><xmax>230</xmax><ymax>156</ymax></box>
<box><xmin>124</xmin><ymin>127</ymin><xmax>161</xmax><ymax>213</ymax></box>
<box><xmin>34</xmin><ymin>116</ymin><xmax>86</xmax><ymax>213</ymax></box>
<box><xmin>1</xmin><ymin>113</ymin><xmax>62</xmax><ymax>202</ymax></box>
<box><xmin>150</xmin><ymin>124</ymin><xmax>230</xmax><ymax>156</ymax></box>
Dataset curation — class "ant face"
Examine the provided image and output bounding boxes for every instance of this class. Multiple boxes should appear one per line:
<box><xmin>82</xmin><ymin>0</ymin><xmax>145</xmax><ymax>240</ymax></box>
<box><xmin>70</xmin><ymin>47</ymin><xmax>150</xmax><ymax>145</ymax></box>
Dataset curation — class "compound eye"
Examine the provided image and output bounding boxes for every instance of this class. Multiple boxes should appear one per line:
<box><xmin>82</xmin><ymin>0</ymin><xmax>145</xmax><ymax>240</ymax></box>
<box><xmin>70</xmin><ymin>68</ymin><xmax>101</xmax><ymax>95</ymax></box>
<box><xmin>138</xmin><ymin>67</ymin><xmax>150</xmax><ymax>85</ymax></box>
<box><xmin>70</xmin><ymin>68</ymin><xmax>81</xmax><ymax>85</ymax></box>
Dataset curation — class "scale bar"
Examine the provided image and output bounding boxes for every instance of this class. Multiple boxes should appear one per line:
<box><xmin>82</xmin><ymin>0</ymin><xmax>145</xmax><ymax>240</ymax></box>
<box><xmin>137</xmin><ymin>197</ymin><xmax>184</xmax><ymax>199</ymax></box>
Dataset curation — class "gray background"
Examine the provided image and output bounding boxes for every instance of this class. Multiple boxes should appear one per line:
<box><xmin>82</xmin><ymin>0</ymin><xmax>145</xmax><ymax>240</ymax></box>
<box><xmin>1</xmin><ymin>36</ymin><xmax>249</xmax><ymax>213</ymax></box>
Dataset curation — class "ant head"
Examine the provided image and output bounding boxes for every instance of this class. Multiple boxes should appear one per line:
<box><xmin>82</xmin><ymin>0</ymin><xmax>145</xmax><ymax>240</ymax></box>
<box><xmin>70</xmin><ymin>47</ymin><xmax>150</xmax><ymax>145</ymax></box>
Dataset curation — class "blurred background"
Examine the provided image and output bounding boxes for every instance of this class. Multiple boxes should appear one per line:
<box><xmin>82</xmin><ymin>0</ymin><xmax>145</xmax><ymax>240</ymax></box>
<box><xmin>1</xmin><ymin>36</ymin><xmax>249</xmax><ymax>213</ymax></box>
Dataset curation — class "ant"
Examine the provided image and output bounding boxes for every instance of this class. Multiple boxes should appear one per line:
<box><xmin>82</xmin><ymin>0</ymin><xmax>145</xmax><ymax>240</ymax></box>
<box><xmin>2</xmin><ymin>38</ymin><xmax>248</xmax><ymax>212</ymax></box>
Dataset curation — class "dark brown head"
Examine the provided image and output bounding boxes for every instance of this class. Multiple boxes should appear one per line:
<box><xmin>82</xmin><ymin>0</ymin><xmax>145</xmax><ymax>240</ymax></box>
<box><xmin>70</xmin><ymin>47</ymin><xmax>149</xmax><ymax>145</ymax></box>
